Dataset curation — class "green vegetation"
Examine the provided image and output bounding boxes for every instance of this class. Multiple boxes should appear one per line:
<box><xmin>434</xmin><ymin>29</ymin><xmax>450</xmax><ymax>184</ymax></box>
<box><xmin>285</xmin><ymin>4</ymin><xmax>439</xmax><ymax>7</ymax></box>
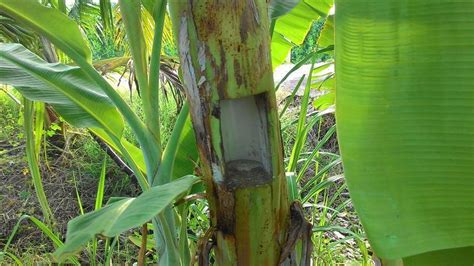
<box><xmin>0</xmin><ymin>88</ymin><xmax>22</xmax><ymax>145</ymax></box>
<box><xmin>290</xmin><ymin>19</ymin><xmax>328</xmax><ymax>63</ymax></box>
<box><xmin>1</xmin><ymin>0</ymin><xmax>473</xmax><ymax>265</ymax></box>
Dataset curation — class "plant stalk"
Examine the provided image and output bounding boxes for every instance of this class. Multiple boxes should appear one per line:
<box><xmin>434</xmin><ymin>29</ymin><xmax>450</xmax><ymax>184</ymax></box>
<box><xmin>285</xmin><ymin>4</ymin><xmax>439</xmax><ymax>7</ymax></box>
<box><xmin>23</xmin><ymin>98</ymin><xmax>54</xmax><ymax>226</ymax></box>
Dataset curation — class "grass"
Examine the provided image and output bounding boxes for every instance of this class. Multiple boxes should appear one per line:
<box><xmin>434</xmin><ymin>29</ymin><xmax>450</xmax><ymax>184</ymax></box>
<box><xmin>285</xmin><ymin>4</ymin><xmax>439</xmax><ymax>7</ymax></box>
<box><xmin>280</xmin><ymin>101</ymin><xmax>370</xmax><ymax>263</ymax></box>
<box><xmin>0</xmin><ymin>87</ymin><xmax>22</xmax><ymax>148</ymax></box>
<box><xmin>277</xmin><ymin>54</ymin><xmax>370</xmax><ymax>263</ymax></box>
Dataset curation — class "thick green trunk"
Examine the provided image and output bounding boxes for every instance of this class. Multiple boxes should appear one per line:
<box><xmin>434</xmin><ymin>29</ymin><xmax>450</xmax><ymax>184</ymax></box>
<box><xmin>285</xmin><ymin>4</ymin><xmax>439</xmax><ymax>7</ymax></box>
<box><xmin>169</xmin><ymin>1</ymin><xmax>309</xmax><ymax>264</ymax></box>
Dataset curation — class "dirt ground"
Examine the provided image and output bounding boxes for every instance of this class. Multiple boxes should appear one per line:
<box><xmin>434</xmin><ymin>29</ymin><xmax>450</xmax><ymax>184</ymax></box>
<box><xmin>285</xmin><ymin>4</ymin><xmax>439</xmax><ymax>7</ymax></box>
<box><xmin>0</xmin><ymin>135</ymin><xmax>140</xmax><ymax>258</ymax></box>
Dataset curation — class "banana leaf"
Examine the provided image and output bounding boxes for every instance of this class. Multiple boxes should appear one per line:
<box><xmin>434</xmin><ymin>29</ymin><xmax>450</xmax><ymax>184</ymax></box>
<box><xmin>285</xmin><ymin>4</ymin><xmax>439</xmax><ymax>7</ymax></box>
<box><xmin>271</xmin><ymin>0</ymin><xmax>333</xmax><ymax>67</ymax></box>
<box><xmin>0</xmin><ymin>43</ymin><xmax>123</xmax><ymax>136</ymax></box>
<box><xmin>54</xmin><ymin>175</ymin><xmax>199</xmax><ymax>261</ymax></box>
<box><xmin>0</xmin><ymin>0</ymin><xmax>91</xmax><ymax>62</ymax></box>
<box><xmin>335</xmin><ymin>0</ymin><xmax>474</xmax><ymax>262</ymax></box>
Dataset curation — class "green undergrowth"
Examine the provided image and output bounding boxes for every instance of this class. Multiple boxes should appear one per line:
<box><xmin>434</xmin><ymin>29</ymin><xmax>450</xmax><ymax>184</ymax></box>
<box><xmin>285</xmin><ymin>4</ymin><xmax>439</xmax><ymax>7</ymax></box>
<box><xmin>0</xmin><ymin>88</ymin><xmax>23</xmax><ymax>148</ymax></box>
<box><xmin>0</xmin><ymin>79</ymin><xmax>369</xmax><ymax>264</ymax></box>
<box><xmin>0</xmin><ymin>89</ymin><xmax>179</xmax><ymax>264</ymax></box>
<box><xmin>279</xmin><ymin>96</ymin><xmax>370</xmax><ymax>264</ymax></box>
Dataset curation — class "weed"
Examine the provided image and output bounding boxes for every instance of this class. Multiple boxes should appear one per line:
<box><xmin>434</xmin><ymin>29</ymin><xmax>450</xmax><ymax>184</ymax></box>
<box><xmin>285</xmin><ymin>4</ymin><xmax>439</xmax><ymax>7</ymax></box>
<box><xmin>0</xmin><ymin>88</ymin><xmax>23</xmax><ymax>146</ymax></box>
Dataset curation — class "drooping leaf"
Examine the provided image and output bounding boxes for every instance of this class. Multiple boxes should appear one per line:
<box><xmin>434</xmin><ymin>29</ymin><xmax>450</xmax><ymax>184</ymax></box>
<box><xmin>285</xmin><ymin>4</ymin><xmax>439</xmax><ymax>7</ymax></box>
<box><xmin>93</xmin><ymin>56</ymin><xmax>131</xmax><ymax>74</ymax></box>
<box><xmin>0</xmin><ymin>44</ymin><xmax>123</xmax><ymax>136</ymax></box>
<box><xmin>0</xmin><ymin>13</ymin><xmax>41</xmax><ymax>53</ymax></box>
<box><xmin>2</xmin><ymin>0</ymin><xmax>161</xmax><ymax>181</ymax></box>
<box><xmin>0</xmin><ymin>0</ymin><xmax>91</xmax><ymax>62</ymax></box>
<box><xmin>53</xmin><ymin>175</ymin><xmax>199</xmax><ymax>261</ymax></box>
<box><xmin>336</xmin><ymin>0</ymin><xmax>474</xmax><ymax>261</ymax></box>
<box><xmin>269</xmin><ymin>0</ymin><xmax>300</xmax><ymax>20</ymax></box>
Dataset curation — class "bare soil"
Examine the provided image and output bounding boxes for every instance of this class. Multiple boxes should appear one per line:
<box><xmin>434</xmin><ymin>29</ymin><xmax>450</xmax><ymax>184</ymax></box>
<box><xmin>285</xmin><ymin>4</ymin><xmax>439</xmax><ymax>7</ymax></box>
<box><xmin>0</xmin><ymin>135</ymin><xmax>140</xmax><ymax>260</ymax></box>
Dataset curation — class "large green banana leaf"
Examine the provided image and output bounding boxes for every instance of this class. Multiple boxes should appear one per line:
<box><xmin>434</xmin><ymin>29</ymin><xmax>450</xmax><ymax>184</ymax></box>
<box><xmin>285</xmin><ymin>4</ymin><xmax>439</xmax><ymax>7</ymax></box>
<box><xmin>0</xmin><ymin>0</ymin><xmax>91</xmax><ymax>62</ymax></box>
<box><xmin>335</xmin><ymin>0</ymin><xmax>474</xmax><ymax>262</ymax></box>
<box><xmin>54</xmin><ymin>175</ymin><xmax>199</xmax><ymax>261</ymax></box>
<box><xmin>0</xmin><ymin>43</ymin><xmax>157</xmax><ymax>188</ymax></box>
<box><xmin>1</xmin><ymin>0</ymin><xmax>163</xmax><ymax>179</ymax></box>
<box><xmin>0</xmin><ymin>43</ymin><xmax>123</xmax><ymax>136</ymax></box>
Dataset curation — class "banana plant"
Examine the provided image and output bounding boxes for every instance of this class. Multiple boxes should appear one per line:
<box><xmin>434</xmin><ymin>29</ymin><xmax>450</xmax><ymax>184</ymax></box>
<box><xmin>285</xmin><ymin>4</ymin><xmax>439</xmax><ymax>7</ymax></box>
<box><xmin>167</xmin><ymin>0</ymin><xmax>334</xmax><ymax>264</ymax></box>
<box><xmin>0</xmin><ymin>0</ymin><xmax>199</xmax><ymax>264</ymax></box>
<box><xmin>336</xmin><ymin>0</ymin><xmax>474</xmax><ymax>264</ymax></box>
<box><xmin>1</xmin><ymin>0</ymin><xmax>329</xmax><ymax>263</ymax></box>
<box><xmin>5</xmin><ymin>0</ymin><xmax>472</xmax><ymax>264</ymax></box>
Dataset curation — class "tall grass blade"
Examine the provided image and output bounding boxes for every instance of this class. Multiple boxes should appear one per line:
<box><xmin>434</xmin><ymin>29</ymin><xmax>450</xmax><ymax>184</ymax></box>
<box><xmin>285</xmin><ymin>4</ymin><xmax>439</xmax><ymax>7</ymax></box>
<box><xmin>72</xmin><ymin>172</ymin><xmax>85</xmax><ymax>215</ymax></box>
<box><xmin>296</xmin><ymin>124</ymin><xmax>336</xmax><ymax>182</ymax></box>
<box><xmin>287</xmin><ymin>56</ymin><xmax>316</xmax><ymax>172</ymax></box>
<box><xmin>0</xmin><ymin>251</ymin><xmax>23</xmax><ymax>266</ymax></box>
<box><xmin>3</xmin><ymin>215</ymin><xmax>80</xmax><ymax>265</ymax></box>
<box><xmin>95</xmin><ymin>154</ymin><xmax>108</xmax><ymax>210</ymax></box>
<box><xmin>302</xmin><ymin>158</ymin><xmax>341</xmax><ymax>192</ymax></box>
<box><xmin>286</xmin><ymin>172</ymin><xmax>299</xmax><ymax>202</ymax></box>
